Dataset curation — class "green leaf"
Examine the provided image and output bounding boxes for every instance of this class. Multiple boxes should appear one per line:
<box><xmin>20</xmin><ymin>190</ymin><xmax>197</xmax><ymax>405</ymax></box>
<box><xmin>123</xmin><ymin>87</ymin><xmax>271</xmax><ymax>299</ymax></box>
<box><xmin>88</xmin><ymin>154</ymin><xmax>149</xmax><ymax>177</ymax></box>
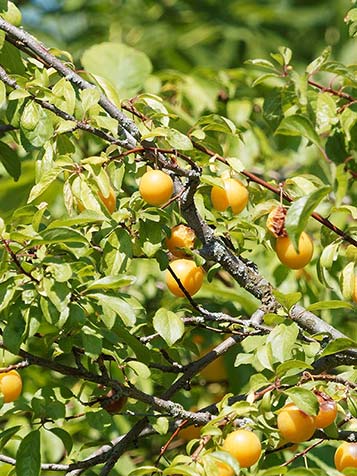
<box><xmin>81</xmin><ymin>42</ymin><xmax>152</xmax><ymax>98</ymax></box>
<box><xmin>127</xmin><ymin>361</ymin><xmax>151</xmax><ymax>379</ymax></box>
<box><xmin>82</xmin><ymin>331</ymin><xmax>102</xmax><ymax>359</ymax></box>
<box><xmin>307</xmin><ymin>300</ymin><xmax>353</xmax><ymax>312</ymax></box>
<box><xmin>320</xmin><ymin>338</ymin><xmax>357</xmax><ymax>357</ymax></box>
<box><xmin>275</xmin><ymin>115</ymin><xmax>321</xmax><ymax>146</ymax></box>
<box><xmin>306</xmin><ymin>47</ymin><xmax>331</xmax><ymax>74</ymax></box>
<box><xmin>315</xmin><ymin>93</ymin><xmax>337</xmax><ymax>134</ymax></box>
<box><xmin>267</xmin><ymin>323</ymin><xmax>300</xmax><ymax>363</ymax></box>
<box><xmin>3</xmin><ymin>308</ymin><xmax>25</xmax><ymax>354</ymax></box>
<box><xmin>90</xmin><ymin>293</ymin><xmax>136</xmax><ymax>326</ymax></box>
<box><xmin>0</xmin><ymin>141</ymin><xmax>21</xmax><ymax>180</ymax></box>
<box><xmin>85</xmin><ymin>275</ymin><xmax>136</xmax><ymax>291</ymax></box>
<box><xmin>28</xmin><ymin>167</ymin><xmax>62</xmax><ymax>202</ymax></box>
<box><xmin>284</xmin><ymin>387</ymin><xmax>319</xmax><ymax>416</ymax></box>
<box><xmin>272</xmin><ymin>290</ymin><xmax>301</xmax><ymax>311</ymax></box>
<box><xmin>129</xmin><ymin>467</ymin><xmax>159</xmax><ymax>476</ymax></box>
<box><xmin>113</xmin><ymin>325</ymin><xmax>152</xmax><ymax>362</ymax></box>
<box><xmin>152</xmin><ymin>416</ymin><xmax>169</xmax><ymax>435</ymax></box>
<box><xmin>80</xmin><ymin>88</ymin><xmax>101</xmax><ymax>114</ymax></box>
<box><xmin>260</xmin><ymin>468</ymin><xmax>288</xmax><ymax>476</ymax></box>
<box><xmin>285</xmin><ymin>186</ymin><xmax>330</xmax><ymax>248</ymax></box>
<box><xmin>276</xmin><ymin>360</ymin><xmax>313</xmax><ymax>378</ymax></box>
<box><xmin>33</xmin><ymin>227</ymin><xmax>88</xmax><ymax>245</ymax></box>
<box><xmin>49</xmin><ymin>428</ymin><xmax>73</xmax><ymax>455</ymax></box>
<box><xmin>0</xmin><ymin>425</ymin><xmax>21</xmax><ymax>449</ymax></box>
<box><xmin>166</xmin><ymin>128</ymin><xmax>193</xmax><ymax>150</ymax></box>
<box><xmin>16</xmin><ymin>430</ymin><xmax>41</xmax><ymax>476</ymax></box>
<box><xmin>153</xmin><ymin>308</ymin><xmax>184</xmax><ymax>346</ymax></box>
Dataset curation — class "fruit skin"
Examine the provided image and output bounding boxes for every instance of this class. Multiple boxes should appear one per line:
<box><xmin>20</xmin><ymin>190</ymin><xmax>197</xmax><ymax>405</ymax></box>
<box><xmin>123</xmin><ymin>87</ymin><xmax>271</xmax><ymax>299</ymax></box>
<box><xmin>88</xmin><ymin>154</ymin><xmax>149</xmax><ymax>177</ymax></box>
<box><xmin>139</xmin><ymin>170</ymin><xmax>174</xmax><ymax>206</ymax></box>
<box><xmin>315</xmin><ymin>395</ymin><xmax>337</xmax><ymax>429</ymax></box>
<box><xmin>275</xmin><ymin>232</ymin><xmax>314</xmax><ymax>269</ymax></box>
<box><xmin>166</xmin><ymin>224</ymin><xmax>196</xmax><ymax>258</ymax></box>
<box><xmin>216</xmin><ymin>460</ymin><xmax>234</xmax><ymax>476</ymax></box>
<box><xmin>180</xmin><ymin>421</ymin><xmax>201</xmax><ymax>442</ymax></box>
<box><xmin>334</xmin><ymin>442</ymin><xmax>357</xmax><ymax>472</ymax></box>
<box><xmin>98</xmin><ymin>188</ymin><xmax>116</xmax><ymax>214</ymax></box>
<box><xmin>101</xmin><ymin>389</ymin><xmax>127</xmax><ymax>414</ymax></box>
<box><xmin>277</xmin><ymin>403</ymin><xmax>316</xmax><ymax>443</ymax></box>
<box><xmin>222</xmin><ymin>429</ymin><xmax>262</xmax><ymax>468</ymax></box>
<box><xmin>166</xmin><ymin>259</ymin><xmax>204</xmax><ymax>297</ymax></box>
<box><xmin>211</xmin><ymin>178</ymin><xmax>249</xmax><ymax>214</ymax></box>
<box><xmin>0</xmin><ymin>370</ymin><xmax>22</xmax><ymax>403</ymax></box>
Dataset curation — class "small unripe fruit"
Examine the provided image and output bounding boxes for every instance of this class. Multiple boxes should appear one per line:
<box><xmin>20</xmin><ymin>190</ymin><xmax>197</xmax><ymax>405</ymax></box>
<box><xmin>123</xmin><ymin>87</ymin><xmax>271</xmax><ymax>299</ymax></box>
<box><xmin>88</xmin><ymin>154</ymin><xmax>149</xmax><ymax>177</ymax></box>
<box><xmin>211</xmin><ymin>178</ymin><xmax>249</xmax><ymax>214</ymax></box>
<box><xmin>275</xmin><ymin>232</ymin><xmax>314</xmax><ymax>269</ymax></box>
<box><xmin>315</xmin><ymin>395</ymin><xmax>337</xmax><ymax>429</ymax></box>
<box><xmin>139</xmin><ymin>170</ymin><xmax>173</xmax><ymax>206</ymax></box>
<box><xmin>0</xmin><ymin>370</ymin><xmax>22</xmax><ymax>403</ymax></box>
<box><xmin>334</xmin><ymin>442</ymin><xmax>357</xmax><ymax>472</ymax></box>
<box><xmin>222</xmin><ymin>429</ymin><xmax>261</xmax><ymax>468</ymax></box>
<box><xmin>277</xmin><ymin>403</ymin><xmax>316</xmax><ymax>443</ymax></box>
<box><xmin>166</xmin><ymin>224</ymin><xmax>196</xmax><ymax>258</ymax></box>
<box><xmin>166</xmin><ymin>259</ymin><xmax>204</xmax><ymax>297</ymax></box>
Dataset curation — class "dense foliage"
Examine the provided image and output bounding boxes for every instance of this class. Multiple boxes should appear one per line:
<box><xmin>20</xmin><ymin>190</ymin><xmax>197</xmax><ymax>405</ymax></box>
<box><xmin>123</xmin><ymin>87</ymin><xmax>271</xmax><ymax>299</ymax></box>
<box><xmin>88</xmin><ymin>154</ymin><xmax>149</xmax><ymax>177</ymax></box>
<box><xmin>0</xmin><ymin>1</ymin><xmax>356</xmax><ymax>475</ymax></box>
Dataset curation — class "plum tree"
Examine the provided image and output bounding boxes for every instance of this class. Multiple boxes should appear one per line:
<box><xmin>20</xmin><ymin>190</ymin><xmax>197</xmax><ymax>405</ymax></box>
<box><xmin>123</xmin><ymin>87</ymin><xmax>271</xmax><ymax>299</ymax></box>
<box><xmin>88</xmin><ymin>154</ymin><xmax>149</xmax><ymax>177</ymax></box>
<box><xmin>0</xmin><ymin>2</ymin><xmax>356</xmax><ymax>475</ymax></box>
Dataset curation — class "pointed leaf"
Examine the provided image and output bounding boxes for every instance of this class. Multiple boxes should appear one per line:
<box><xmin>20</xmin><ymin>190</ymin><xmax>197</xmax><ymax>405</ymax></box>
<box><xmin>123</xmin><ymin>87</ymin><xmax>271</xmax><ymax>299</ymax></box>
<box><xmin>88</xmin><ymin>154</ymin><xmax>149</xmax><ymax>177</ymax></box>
<box><xmin>16</xmin><ymin>430</ymin><xmax>41</xmax><ymax>476</ymax></box>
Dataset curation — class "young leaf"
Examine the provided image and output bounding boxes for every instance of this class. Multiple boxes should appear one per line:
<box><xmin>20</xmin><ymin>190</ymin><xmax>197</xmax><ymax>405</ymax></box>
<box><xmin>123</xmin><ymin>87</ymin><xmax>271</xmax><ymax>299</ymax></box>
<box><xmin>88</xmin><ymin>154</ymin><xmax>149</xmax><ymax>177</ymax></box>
<box><xmin>153</xmin><ymin>308</ymin><xmax>184</xmax><ymax>346</ymax></box>
<box><xmin>320</xmin><ymin>338</ymin><xmax>357</xmax><ymax>357</ymax></box>
<box><xmin>275</xmin><ymin>115</ymin><xmax>321</xmax><ymax>146</ymax></box>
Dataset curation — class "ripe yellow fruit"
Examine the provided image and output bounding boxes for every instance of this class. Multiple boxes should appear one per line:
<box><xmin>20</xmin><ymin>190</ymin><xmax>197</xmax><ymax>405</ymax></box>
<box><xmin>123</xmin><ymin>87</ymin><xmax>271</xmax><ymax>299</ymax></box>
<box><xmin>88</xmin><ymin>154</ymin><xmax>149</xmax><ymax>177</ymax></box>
<box><xmin>216</xmin><ymin>461</ymin><xmax>234</xmax><ymax>476</ymax></box>
<box><xmin>315</xmin><ymin>395</ymin><xmax>337</xmax><ymax>429</ymax></box>
<box><xmin>211</xmin><ymin>178</ymin><xmax>249</xmax><ymax>214</ymax></box>
<box><xmin>166</xmin><ymin>259</ymin><xmax>204</xmax><ymax>297</ymax></box>
<box><xmin>98</xmin><ymin>188</ymin><xmax>116</xmax><ymax>214</ymax></box>
<box><xmin>166</xmin><ymin>224</ymin><xmax>196</xmax><ymax>258</ymax></box>
<box><xmin>222</xmin><ymin>429</ymin><xmax>262</xmax><ymax>468</ymax></box>
<box><xmin>277</xmin><ymin>403</ymin><xmax>316</xmax><ymax>443</ymax></box>
<box><xmin>334</xmin><ymin>442</ymin><xmax>357</xmax><ymax>472</ymax></box>
<box><xmin>0</xmin><ymin>370</ymin><xmax>22</xmax><ymax>403</ymax></box>
<box><xmin>275</xmin><ymin>232</ymin><xmax>314</xmax><ymax>269</ymax></box>
<box><xmin>139</xmin><ymin>170</ymin><xmax>174</xmax><ymax>206</ymax></box>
